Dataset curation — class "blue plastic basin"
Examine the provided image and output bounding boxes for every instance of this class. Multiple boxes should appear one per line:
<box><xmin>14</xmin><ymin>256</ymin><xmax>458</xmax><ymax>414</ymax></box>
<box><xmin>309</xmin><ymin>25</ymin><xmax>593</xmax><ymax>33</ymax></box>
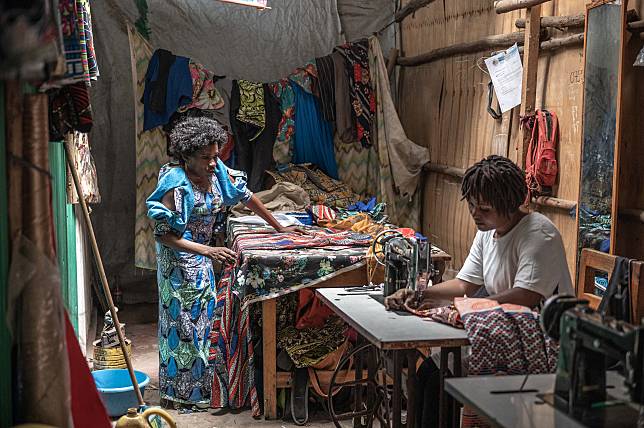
<box><xmin>92</xmin><ymin>369</ymin><xmax>150</xmax><ymax>417</ymax></box>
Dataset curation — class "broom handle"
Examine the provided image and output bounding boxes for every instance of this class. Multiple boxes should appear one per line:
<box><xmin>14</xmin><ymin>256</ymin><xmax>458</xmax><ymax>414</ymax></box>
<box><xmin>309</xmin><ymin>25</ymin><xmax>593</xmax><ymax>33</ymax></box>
<box><xmin>64</xmin><ymin>141</ymin><xmax>145</xmax><ymax>406</ymax></box>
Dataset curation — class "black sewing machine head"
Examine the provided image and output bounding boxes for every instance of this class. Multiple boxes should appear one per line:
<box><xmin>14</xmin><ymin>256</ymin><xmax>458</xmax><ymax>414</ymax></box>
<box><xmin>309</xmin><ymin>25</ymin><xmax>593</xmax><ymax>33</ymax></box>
<box><xmin>372</xmin><ymin>230</ymin><xmax>432</xmax><ymax>298</ymax></box>
<box><xmin>540</xmin><ymin>295</ymin><xmax>644</xmax><ymax>424</ymax></box>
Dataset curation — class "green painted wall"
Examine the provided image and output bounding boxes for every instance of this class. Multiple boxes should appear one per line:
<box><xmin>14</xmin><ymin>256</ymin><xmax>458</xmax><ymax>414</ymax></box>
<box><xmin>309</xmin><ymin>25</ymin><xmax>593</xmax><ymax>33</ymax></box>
<box><xmin>49</xmin><ymin>141</ymin><xmax>79</xmax><ymax>333</ymax></box>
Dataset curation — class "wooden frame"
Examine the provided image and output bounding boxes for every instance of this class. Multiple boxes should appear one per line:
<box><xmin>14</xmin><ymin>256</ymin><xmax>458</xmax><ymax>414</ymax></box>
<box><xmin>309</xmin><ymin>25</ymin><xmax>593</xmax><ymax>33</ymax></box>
<box><xmin>576</xmin><ymin>248</ymin><xmax>644</xmax><ymax>322</ymax></box>
<box><xmin>575</xmin><ymin>0</ymin><xmax>629</xmax><ymax>270</ymax></box>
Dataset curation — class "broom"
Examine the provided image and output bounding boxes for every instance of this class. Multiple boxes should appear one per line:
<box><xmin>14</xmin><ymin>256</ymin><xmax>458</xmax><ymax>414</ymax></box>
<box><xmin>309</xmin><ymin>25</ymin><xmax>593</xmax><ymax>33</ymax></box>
<box><xmin>64</xmin><ymin>141</ymin><xmax>175</xmax><ymax>427</ymax></box>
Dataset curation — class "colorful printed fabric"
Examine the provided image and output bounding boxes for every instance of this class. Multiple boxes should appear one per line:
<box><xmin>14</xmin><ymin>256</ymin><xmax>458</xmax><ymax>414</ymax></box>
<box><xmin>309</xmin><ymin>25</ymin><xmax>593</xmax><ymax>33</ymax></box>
<box><xmin>178</xmin><ymin>61</ymin><xmax>225</xmax><ymax>112</ymax></box>
<box><xmin>48</xmin><ymin>81</ymin><xmax>93</xmax><ymax>139</ymax></box>
<box><xmin>278</xmin><ymin>316</ymin><xmax>347</xmax><ymax>368</ymax></box>
<box><xmin>266</xmin><ymin>163</ymin><xmax>359</xmax><ymax>209</ymax></box>
<box><xmin>308</xmin><ymin>204</ymin><xmax>337</xmax><ymax>223</ymax></box>
<box><xmin>154</xmin><ymin>179</ymin><xmax>224</xmax><ymax>405</ymax></box>
<box><xmin>129</xmin><ymin>25</ymin><xmax>169</xmax><ymax>270</ymax></box>
<box><xmin>270</xmin><ymin>79</ymin><xmax>296</xmax><ymax>165</ymax></box>
<box><xmin>454</xmin><ymin>298</ymin><xmax>558</xmax><ymax>428</ymax></box>
<box><xmin>288</xmin><ymin>60</ymin><xmax>318</xmax><ymax>94</ymax></box>
<box><xmin>57</xmin><ymin>0</ymin><xmax>99</xmax><ymax>84</ymax></box>
<box><xmin>334</xmin><ymin>39</ymin><xmax>375</xmax><ymax>148</ymax></box>
<box><xmin>209</xmin><ymin>223</ymin><xmax>370</xmax><ymax>416</ymax></box>
<box><xmin>65</xmin><ymin>132</ymin><xmax>101</xmax><ymax>204</ymax></box>
<box><xmin>236</xmin><ymin>80</ymin><xmax>265</xmax><ymax>140</ymax></box>
<box><xmin>407</xmin><ymin>305</ymin><xmax>463</xmax><ymax>329</ymax></box>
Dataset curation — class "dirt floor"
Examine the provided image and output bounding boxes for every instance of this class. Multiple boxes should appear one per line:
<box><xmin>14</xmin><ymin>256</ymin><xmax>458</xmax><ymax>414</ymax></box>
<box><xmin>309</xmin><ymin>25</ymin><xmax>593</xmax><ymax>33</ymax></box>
<box><xmin>121</xmin><ymin>322</ymin><xmax>341</xmax><ymax>428</ymax></box>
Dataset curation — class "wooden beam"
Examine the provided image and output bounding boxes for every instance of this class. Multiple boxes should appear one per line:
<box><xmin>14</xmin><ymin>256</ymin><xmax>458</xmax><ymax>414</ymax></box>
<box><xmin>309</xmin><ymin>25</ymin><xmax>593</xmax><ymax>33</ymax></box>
<box><xmin>386</xmin><ymin>48</ymin><xmax>400</xmax><ymax>77</ymax></box>
<box><xmin>262</xmin><ymin>299</ymin><xmax>277</xmax><ymax>419</ymax></box>
<box><xmin>620</xmin><ymin>208</ymin><xmax>644</xmax><ymax>224</ymax></box>
<box><xmin>495</xmin><ymin>0</ymin><xmax>551</xmax><ymax>14</ymax></box>
<box><xmin>394</xmin><ymin>0</ymin><xmax>437</xmax><ymax>23</ymax></box>
<box><xmin>532</xmin><ymin>196</ymin><xmax>576</xmax><ymax>211</ymax></box>
<box><xmin>398</xmin><ymin>31</ymin><xmax>526</xmax><ymax>67</ymax></box>
<box><xmin>517</xmin><ymin>5</ymin><xmax>541</xmax><ymax>169</ymax></box>
<box><xmin>422</xmin><ymin>162</ymin><xmax>466</xmax><ymax>179</ymax></box>
<box><xmin>516</xmin><ymin>14</ymin><xmax>584</xmax><ymax>30</ymax></box>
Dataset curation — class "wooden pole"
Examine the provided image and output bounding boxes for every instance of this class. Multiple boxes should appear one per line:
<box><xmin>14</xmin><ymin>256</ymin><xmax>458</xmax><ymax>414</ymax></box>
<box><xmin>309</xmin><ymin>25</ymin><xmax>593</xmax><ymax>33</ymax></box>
<box><xmin>387</xmin><ymin>48</ymin><xmax>400</xmax><ymax>77</ymax></box>
<box><xmin>422</xmin><ymin>163</ymin><xmax>466</xmax><ymax>180</ymax></box>
<box><xmin>515</xmin><ymin>14</ymin><xmax>584</xmax><ymax>30</ymax></box>
<box><xmin>398</xmin><ymin>31</ymin><xmax>526</xmax><ymax>66</ymax></box>
<box><xmin>621</xmin><ymin>208</ymin><xmax>644</xmax><ymax>224</ymax></box>
<box><xmin>516</xmin><ymin>5</ymin><xmax>541</xmax><ymax>168</ymax></box>
<box><xmin>532</xmin><ymin>196</ymin><xmax>576</xmax><ymax>210</ymax></box>
<box><xmin>394</xmin><ymin>0</ymin><xmax>437</xmax><ymax>23</ymax></box>
<box><xmin>63</xmin><ymin>141</ymin><xmax>145</xmax><ymax>407</ymax></box>
<box><xmin>495</xmin><ymin>0</ymin><xmax>551</xmax><ymax>14</ymax></box>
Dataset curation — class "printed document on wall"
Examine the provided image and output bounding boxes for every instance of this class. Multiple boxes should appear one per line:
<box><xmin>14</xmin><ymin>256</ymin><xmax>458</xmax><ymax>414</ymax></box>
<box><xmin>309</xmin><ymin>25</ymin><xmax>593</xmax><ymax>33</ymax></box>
<box><xmin>485</xmin><ymin>43</ymin><xmax>523</xmax><ymax>113</ymax></box>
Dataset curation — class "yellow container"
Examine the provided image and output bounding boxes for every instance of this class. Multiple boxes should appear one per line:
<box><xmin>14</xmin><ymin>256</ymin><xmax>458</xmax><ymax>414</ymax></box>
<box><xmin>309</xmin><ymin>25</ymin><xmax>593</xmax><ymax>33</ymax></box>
<box><xmin>93</xmin><ymin>339</ymin><xmax>132</xmax><ymax>370</ymax></box>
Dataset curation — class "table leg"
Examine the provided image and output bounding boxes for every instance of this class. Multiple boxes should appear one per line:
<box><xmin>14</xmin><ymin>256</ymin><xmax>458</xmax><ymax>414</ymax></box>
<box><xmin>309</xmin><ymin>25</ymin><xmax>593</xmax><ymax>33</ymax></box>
<box><xmin>393</xmin><ymin>351</ymin><xmax>403</xmax><ymax>428</ymax></box>
<box><xmin>262</xmin><ymin>299</ymin><xmax>277</xmax><ymax>419</ymax></box>
<box><xmin>353</xmin><ymin>339</ymin><xmax>364</xmax><ymax>428</ymax></box>
<box><xmin>406</xmin><ymin>350</ymin><xmax>418</xmax><ymax>427</ymax></box>
<box><xmin>438</xmin><ymin>347</ymin><xmax>461</xmax><ymax>428</ymax></box>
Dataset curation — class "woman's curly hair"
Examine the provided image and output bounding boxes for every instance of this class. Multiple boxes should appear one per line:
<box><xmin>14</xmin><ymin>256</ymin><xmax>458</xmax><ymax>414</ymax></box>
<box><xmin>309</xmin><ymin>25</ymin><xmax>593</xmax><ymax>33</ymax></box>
<box><xmin>168</xmin><ymin>116</ymin><xmax>228</xmax><ymax>161</ymax></box>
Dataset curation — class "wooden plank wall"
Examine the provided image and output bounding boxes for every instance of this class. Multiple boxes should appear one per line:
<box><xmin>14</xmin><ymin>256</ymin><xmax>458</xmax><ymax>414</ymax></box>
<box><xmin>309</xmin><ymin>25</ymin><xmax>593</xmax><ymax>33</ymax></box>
<box><xmin>399</xmin><ymin>0</ymin><xmax>588</xmax><ymax>277</ymax></box>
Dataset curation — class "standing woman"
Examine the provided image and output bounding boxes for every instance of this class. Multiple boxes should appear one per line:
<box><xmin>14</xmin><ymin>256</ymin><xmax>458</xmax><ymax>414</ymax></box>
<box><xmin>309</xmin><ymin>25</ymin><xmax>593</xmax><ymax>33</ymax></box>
<box><xmin>146</xmin><ymin>116</ymin><xmax>299</xmax><ymax>407</ymax></box>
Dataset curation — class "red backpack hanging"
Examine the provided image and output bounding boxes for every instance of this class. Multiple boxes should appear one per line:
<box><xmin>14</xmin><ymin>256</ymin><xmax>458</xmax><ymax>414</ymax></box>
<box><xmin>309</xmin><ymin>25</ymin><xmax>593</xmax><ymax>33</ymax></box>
<box><xmin>525</xmin><ymin>109</ymin><xmax>559</xmax><ymax>197</ymax></box>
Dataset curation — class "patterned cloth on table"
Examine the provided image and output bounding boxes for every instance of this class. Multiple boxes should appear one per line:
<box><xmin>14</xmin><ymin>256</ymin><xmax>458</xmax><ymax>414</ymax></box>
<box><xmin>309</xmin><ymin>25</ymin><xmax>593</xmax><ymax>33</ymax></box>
<box><xmin>278</xmin><ymin>316</ymin><xmax>347</xmax><ymax>368</ymax></box>
<box><xmin>454</xmin><ymin>298</ymin><xmax>558</xmax><ymax>428</ymax></box>
<box><xmin>178</xmin><ymin>61</ymin><xmax>225</xmax><ymax>112</ymax></box>
<box><xmin>65</xmin><ymin>131</ymin><xmax>101</xmax><ymax>204</ymax></box>
<box><xmin>266</xmin><ymin>163</ymin><xmax>359</xmax><ymax>209</ymax></box>
<box><xmin>334</xmin><ymin>39</ymin><xmax>375</xmax><ymax>148</ymax></box>
<box><xmin>270</xmin><ymin>79</ymin><xmax>296</xmax><ymax>165</ymax></box>
<box><xmin>320</xmin><ymin>213</ymin><xmax>388</xmax><ymax>238</ymax></box>
<box><xmin>235</xmin><ymin>80</ymin><xmax>265</xmax><ymax>140</ymax></box>
<box><xmin>57</xmin><ymin>0</ymin><xmax>99</xmax><ymax>84</ymax></box>
<box><xmin>209</xmin><ymin>223</ymin><xmax>371</xmax><ymax>415</ymax></box>
<box><xmin>128</xmin><ymin>25</ymin><xmax>169</xmax><ymax>270</ymax></box>
<box><xmin>407</xmin><ymin>305</ymin><xmax>463</xmax><ymax>329</ymax></box>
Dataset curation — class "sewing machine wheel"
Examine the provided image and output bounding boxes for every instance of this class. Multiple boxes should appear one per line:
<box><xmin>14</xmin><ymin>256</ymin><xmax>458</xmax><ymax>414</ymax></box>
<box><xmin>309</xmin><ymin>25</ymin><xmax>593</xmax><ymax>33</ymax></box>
<box><xmin>327</xmin><ymin>343</ymin><xmax>391</xmax><ymax>428</ymax></box>
<box><xmin>371</xmin><ymin>230</ymin><xmax>404</xmax><ymax>266</ymax></box>
<box><xmin>540</xmin><ymin>294</ymin><xmax>588</xmax><ymax>340</ymax></box>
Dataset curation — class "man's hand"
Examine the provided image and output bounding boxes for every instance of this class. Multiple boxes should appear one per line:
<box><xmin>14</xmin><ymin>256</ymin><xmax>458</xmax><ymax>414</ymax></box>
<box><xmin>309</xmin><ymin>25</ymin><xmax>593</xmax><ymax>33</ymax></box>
<box><xmin>200</xmin><ymin>245</ymin><xmax>237</xmax><ymax>264</ymax></box>
<box><xmin>384</xmin><ymin>288</ymin><xmax>416</xmax><ymax>311</ymax></box>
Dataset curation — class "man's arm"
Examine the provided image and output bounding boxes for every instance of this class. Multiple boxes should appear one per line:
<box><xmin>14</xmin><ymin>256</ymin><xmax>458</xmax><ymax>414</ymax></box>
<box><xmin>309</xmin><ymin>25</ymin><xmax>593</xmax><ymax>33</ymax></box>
<box><xmin>488</xmin><ymin>287</ymin><xmax>543</xmax><ymax>308</ymax></box>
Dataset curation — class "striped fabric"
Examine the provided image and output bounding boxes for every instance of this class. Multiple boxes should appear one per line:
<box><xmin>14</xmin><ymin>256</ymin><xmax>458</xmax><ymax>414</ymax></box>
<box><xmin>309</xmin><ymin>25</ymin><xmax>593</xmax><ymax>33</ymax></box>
<box><xmin>308</xmin><ymin>204</ymin><xmax>337</xmax><ymax>223</ymax></box>
<box><xmin>314</xmin><ymin>55</ymin><xmax>336</xmax><ymax>122</ymax></box>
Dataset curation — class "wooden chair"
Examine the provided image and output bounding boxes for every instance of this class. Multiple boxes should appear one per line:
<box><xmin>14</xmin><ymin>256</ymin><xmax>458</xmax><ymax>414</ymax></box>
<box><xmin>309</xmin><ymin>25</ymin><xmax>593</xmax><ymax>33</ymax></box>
<box><xmin>576</xmin><ymin>248</ymin><xmax>644</xmax><ymax>322</ymax></box>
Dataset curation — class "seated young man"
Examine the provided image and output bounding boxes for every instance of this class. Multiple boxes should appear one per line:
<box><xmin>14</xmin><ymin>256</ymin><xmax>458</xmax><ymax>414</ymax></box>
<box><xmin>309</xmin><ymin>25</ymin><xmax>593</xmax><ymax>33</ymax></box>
<box><xmin>385</xmin><ymin>155</ymin><xmax>573</xmax><ymax>428</ymax></box>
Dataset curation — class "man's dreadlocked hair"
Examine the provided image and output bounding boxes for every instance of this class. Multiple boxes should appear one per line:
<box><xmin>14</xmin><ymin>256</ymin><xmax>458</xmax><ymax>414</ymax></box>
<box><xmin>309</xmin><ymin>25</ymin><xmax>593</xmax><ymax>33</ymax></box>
<box><xmin>461</xmin><ymin>155</ymin><xmax>527</xmax><ymax>218</ymax></box>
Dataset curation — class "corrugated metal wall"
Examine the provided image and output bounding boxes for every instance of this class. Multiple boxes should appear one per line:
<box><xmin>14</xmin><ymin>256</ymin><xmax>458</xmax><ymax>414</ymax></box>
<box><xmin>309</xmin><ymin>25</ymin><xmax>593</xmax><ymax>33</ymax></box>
<box><xmin>398</xmin><ymin>0</ymin><xmax>592</xmax><ymax>277</ymax></box>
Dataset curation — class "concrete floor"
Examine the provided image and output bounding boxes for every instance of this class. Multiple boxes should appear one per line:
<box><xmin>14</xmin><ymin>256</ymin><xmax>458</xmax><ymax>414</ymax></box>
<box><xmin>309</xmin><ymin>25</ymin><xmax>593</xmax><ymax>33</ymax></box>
<box><xmin>124</xmin><ymin>322</ymin><xmax>343</xmax><ymax>428</ymax></box>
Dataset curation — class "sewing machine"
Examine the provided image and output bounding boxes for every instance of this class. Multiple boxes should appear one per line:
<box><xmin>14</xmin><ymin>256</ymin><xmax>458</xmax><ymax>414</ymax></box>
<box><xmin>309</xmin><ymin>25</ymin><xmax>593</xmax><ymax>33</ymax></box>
<box><xmin>540</xmin><ymin>295</ymin><xmax>644</xmax><ymax>425</ymax></box>
<box><xmin>372</xmin><ymin>230</ymin><xmax>434</xmax><ymax>298</ymax></box>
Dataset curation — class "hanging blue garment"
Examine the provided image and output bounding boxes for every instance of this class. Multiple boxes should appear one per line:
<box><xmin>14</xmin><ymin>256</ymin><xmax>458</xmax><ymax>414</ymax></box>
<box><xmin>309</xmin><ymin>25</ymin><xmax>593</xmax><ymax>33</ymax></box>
<box><xmin>292</xmin><ymin>82</ymin><xmax>338</xmax><ymax>179</ymax></box>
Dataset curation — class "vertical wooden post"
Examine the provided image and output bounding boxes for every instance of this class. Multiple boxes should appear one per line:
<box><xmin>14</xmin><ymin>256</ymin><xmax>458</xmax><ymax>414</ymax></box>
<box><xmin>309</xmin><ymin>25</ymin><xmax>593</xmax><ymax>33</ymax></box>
<box><xmin>517</xmin><ymin>5</ymin><xmax>541</xmax><ymax>167</ymax></box>
<box><xmin>262</xmin><ymin>299</ymin><xmax>277</xmax><ymax>419</ymax></box>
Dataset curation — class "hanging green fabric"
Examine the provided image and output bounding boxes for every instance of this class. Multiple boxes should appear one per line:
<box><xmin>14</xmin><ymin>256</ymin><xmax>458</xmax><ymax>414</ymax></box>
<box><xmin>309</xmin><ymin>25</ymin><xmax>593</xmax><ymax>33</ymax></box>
<box><xmin>134</xmin><ymin>0</ymin><xmax>151</xmax><ymax>40</ymax></box>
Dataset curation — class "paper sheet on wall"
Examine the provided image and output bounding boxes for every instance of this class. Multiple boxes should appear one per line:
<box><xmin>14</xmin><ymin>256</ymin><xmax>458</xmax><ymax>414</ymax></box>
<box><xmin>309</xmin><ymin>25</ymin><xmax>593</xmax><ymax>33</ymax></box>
<box><xmin>485</xmin><ymin>43</ymin><xmax>523</xmax><ymax>113</ymax></box>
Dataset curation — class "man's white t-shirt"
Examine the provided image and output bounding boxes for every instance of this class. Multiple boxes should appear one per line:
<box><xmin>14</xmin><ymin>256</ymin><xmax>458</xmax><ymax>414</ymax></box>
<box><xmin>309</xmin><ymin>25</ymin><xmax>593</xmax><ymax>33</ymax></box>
<box><xmin>456</xmin><ymin>212</ymin><xmax>574</xmax><ymax>298</ymax></box>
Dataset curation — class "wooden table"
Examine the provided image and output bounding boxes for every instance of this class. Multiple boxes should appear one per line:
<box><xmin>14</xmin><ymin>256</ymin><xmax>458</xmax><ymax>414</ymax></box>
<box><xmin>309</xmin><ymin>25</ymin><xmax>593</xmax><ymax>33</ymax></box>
<box><xmin>262</xmin><ymin>246</ymin><xmax>452</xmax><ymax>420</ymax></box>
<box><xmin>445</xmin><ymin>371</ymin><xmax>631</xmax><ymax>428</ymax></box>
<box><xmin>315</xmin><ymin>287</ymin><xmax>469</xmax><ymax>428</ymax></box>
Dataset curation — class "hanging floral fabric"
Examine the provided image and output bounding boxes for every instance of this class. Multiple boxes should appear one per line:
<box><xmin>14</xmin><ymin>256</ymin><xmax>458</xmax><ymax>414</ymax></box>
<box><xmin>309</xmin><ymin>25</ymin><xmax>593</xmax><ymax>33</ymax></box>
<box><xmin>65</xmin><ymin>132</ymin><xmax>101</xmax><ymax>204</ymax></box>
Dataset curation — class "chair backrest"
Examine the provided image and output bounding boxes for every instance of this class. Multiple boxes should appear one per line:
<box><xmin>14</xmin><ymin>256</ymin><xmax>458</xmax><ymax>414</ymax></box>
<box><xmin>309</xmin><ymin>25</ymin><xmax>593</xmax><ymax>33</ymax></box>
<box><xmin>576</xmin><ymin>248</ymin><xmax>644</xmax><ymax>322</ymax></box>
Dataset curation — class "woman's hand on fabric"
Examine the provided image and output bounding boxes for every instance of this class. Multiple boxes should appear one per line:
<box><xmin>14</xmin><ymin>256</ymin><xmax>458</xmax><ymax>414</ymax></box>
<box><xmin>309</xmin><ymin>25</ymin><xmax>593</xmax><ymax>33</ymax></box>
<box><xmin>200</xmin><ymin>245</ymin><xmax>237</xmax><ymax>264</ymax></box>
<box><xmin>276</xmin><ymin>225</ymin><xmax>310</xmax><ymax>235</ymax></box>
<box><xmin>384</xmin><ymin>288</ymin><xmax>416</xmax><ymax>311</ymax></box>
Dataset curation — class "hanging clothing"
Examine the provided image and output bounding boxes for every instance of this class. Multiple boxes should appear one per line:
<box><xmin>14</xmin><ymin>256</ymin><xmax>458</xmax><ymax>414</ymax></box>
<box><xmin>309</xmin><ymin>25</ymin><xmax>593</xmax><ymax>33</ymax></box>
<box><xmin>146</xmin><ymin>162</ymin><xmax>253</xmax><ymax>405</ymax></box>
<box><xmin>148</xmin><ymin>49</ymin><xmax>175</xmax><ymax>113</ymax></box>
<box><xmin>332</xmin><ymin>51</ymin><xmax>355</xmax><ymax>144</ymax></box>
<box><xmin>178</xmin><ymin>61</ymin><xmax>225</xmax><ymax>112</ymax></box>
<box><xmin>599</xmin><ymin>257</ymin><xmax>632</xmax><ymax>322</ymax></box>
<box><xmin>212</xmin><ymin>78</ymin><xmax>234</xmax><ymax>131</ymax></box>
<box><xmin>235</xmin><ymin>80</ymin><xmax>265</xmax><ymax>139</ymax></box>
<box><xmin>292</xmin><ymin>83</ymin><xmax>338</xmax><ymax>180</ymax></box>
<box><xmin>65</xmin><ymin>132</ymin><xmax>101</xmax><ymax>204</ymax></box>
<box><xmin>231</xmin><ymin>82</ymin><xmax>281</xmax><ymax>192</ymax></box>
<box><xmin>289</xmin><ymin>60</ymin><xmax>318</xmax><ymax>94</ymax></box>
<box><xmin>314</xmin><ymin>55</ymin><xmax>336</xmax><ymax>122</ymax></box>
<box><xmin>56</xmin><ymin>0</ymin><xmax>100</xmax><ymax>84</ymax></box>
<box><xmin>142</xmin><ymin>49</ymin><xmax>193</xmax><ymax>131</ymax></box>
<box><xmin>270</xmin><ymin>79</ymin><xmax>296</xmax><ymax>165</ymax></box>
<box><xmin>335</xmin><ymin>39</ymin><xmax>375</xmax><ymax>148</ymax></box>
<box><xmin>48</xmin><ymin>81</ymin><xmax>93</xmax><ymax>139</ymax></box>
